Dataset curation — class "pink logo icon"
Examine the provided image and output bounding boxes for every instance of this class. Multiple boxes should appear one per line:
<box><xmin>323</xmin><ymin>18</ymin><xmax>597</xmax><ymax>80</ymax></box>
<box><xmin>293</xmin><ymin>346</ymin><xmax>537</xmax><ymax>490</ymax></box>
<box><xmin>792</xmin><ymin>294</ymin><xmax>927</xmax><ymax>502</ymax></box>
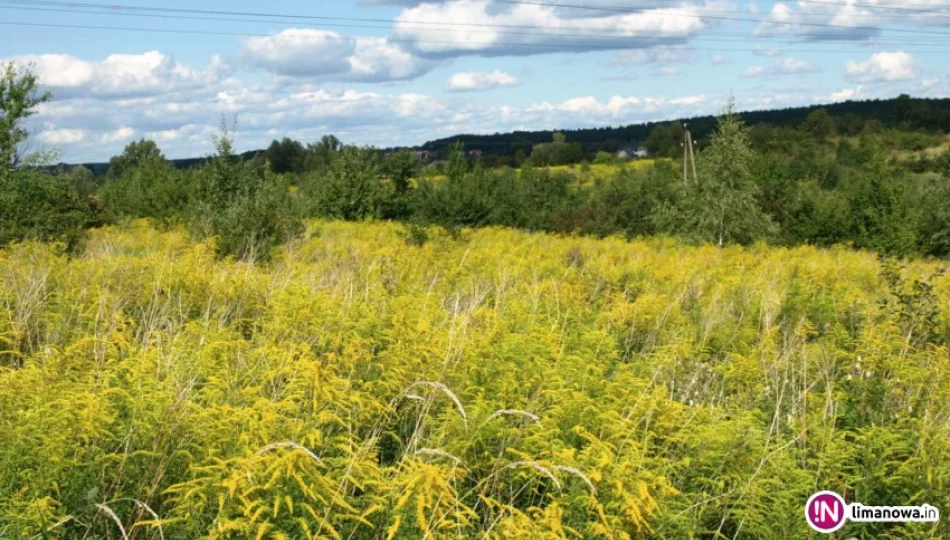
<box><xmin>806</xmin><ymin>491</ymin><xmax>848</xmax><ymax>533</ymax></box>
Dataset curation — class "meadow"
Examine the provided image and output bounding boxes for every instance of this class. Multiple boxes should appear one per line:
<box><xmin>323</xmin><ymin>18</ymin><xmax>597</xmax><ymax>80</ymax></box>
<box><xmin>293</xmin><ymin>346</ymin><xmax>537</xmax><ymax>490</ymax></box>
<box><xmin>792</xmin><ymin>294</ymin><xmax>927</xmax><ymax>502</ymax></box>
<box><xmin>2</xmin><ymin>219</ymin><xmax>949</xmax><ymax>538</ymax></box>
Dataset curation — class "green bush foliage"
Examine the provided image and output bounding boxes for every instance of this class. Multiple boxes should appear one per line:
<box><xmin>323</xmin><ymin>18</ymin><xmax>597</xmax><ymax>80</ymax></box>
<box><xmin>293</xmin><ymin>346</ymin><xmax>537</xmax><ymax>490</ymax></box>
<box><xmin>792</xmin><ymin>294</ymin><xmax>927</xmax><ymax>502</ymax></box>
<box><xmin>304</xmin><ymin>146</ymin><xmax>389</xmax><ymax>221</ymax></box>
<box><xmin>188</xmin><ymin>126</ymin><xmax>303</xmax><ymax>261</ymax></box>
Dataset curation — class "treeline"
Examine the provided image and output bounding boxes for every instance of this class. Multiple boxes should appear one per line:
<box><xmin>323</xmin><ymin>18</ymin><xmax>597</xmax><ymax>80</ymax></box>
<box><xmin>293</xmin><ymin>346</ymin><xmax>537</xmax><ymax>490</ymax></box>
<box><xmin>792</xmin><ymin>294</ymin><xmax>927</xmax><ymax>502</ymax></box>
<box><xmin>2</xmin><ymin>63</ymin><xmax>950</xmax><ymax>261</ymax></box>
<box><xmin>55</xmin><ymin>94</ymin><xmax>950</xmax><ymax>174</ymax></box>
<box><xmin>421</xmin><ymin>94</ymin><xmax>950</xmax><ymax>161</ymax></box>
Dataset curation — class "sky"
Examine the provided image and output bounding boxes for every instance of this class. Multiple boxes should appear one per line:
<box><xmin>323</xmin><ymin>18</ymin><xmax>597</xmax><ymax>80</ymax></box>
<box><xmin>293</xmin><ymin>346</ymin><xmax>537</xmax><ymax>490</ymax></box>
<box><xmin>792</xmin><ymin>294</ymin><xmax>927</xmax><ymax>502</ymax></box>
<box><xmin>2</xmin><ymin>0</ymin><xmax>949</xmax><ymax>162</ymax></box>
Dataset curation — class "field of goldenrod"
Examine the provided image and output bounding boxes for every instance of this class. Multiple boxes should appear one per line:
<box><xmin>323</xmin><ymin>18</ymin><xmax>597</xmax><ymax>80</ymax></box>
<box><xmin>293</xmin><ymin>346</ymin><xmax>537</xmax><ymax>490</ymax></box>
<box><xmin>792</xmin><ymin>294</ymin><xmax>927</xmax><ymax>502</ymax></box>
<box><xmin>1</xmin><ymin>220</ymin><xmax>949</xmax><ymax>538</ymax></box>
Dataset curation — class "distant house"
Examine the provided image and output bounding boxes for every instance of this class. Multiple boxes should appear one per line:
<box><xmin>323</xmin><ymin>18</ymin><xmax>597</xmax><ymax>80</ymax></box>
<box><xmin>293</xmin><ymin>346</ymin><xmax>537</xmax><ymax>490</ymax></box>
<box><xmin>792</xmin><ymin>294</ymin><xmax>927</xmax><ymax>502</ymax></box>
<box><xmin>415</xmin><ymin>150</ymin><xmax>437</xmax><ymax>160</ymax></box>
<box><xmin>468</xmin><ymin>149</ymin><xmax>483</xmax><ymax>158</ymax></box>
<box><xmin>617</xmin><ymin>146</ymin><xmax>649</xmax><ymax>160</ymax></box>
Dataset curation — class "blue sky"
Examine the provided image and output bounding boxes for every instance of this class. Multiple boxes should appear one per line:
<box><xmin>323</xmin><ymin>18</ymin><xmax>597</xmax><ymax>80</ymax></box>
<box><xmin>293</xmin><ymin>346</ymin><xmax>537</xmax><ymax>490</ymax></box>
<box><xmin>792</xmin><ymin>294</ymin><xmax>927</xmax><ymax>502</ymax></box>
<box><xmin>2</xmin><ymin>0</ymin><xmax>948</xmax><ymax>162</ymax></box>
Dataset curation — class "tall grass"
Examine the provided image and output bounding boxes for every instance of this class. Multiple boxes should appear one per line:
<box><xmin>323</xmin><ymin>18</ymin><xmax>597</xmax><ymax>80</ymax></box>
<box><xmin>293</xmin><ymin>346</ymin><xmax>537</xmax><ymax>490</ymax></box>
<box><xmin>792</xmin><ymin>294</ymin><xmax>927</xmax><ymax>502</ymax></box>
<box><xmin>0</xmin><ymin>219</ymin><xmax>947</xmax><ymax>538</ymax></box>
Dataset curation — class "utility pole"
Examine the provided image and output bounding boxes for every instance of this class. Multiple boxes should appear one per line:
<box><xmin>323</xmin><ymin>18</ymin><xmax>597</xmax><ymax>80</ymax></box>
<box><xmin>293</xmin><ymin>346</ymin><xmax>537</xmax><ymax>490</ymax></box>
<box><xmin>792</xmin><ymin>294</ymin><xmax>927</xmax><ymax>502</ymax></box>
<box><xmin>687</xmin><ymin>129</ymin><xmax>698</xmax><ymax>184</ymax></box>
<box><xmin>682</xmin><ymin>141</ymin><xmax>687</xmax><ymax>186</ymax></box>
<box><xmin>683</xmin><ymin>122</ymin><xmax>698</xmax><ymax>185</ymax></box>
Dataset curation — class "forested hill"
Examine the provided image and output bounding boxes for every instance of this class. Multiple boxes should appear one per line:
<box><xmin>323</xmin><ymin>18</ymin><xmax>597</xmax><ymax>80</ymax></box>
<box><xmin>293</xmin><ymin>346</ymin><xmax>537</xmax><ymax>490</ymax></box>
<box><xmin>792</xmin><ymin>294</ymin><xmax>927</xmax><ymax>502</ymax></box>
<box><xmin>419</xmin><ymin>94</ymin><xmax>950</xmax><ymax>156</ymax></box>
<box><xmin>62</xmin><ymin>94</ymin><xmax>949</xmax><ymax>172</ymax></box>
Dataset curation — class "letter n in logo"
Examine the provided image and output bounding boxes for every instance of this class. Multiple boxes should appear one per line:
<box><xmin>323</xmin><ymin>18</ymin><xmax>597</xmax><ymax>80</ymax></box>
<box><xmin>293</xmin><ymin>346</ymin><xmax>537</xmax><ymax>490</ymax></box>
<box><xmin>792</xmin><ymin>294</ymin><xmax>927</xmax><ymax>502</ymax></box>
<box><xmin>805</xmin><ymin>491</ymin><xmax>847</xmax><ymax>533</ymax></box>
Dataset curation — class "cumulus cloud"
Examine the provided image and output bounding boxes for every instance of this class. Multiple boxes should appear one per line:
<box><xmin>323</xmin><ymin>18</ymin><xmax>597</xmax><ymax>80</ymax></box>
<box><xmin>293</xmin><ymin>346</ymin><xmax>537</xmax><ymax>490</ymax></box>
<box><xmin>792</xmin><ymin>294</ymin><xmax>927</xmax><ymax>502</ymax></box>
<box><xmin>752</xmin><ymin>45</ymin><xmax>782</xmax><ymax>57</ymax></box>
<box><xmin>101</xmin><ymin>127</ymin><xmax>135</xmax><ymax>144</ymax></box>
<box><xmin>39</xmin><ymin>128</ymin><xmax>86</xmax><ymax>144</ymax></box>
<box><xmin>447</xmin><ymin>70</ymin><xmax>519</xmax><ymax>92</ymax></box>
<box><xmin>811</xmin><ymin>86</ymin><xmax>867</xmax><ymax>103</ymax></box>
<box><xmin>526</xmin><ymin>92</ymin><xmax>706</xmax><ymax>121</ymax></box>
<box><xmin>845</xmin><ymin>51</ymin><xmax>918</xmax><ymax>83</ymax></box>
<box><xmin>612</xmin><ymin>46</ymin><xmax>691</xmax><ymax>66</ymax></box>
<box><xmin>392</xmin><ymin>0</ymin><xmax>707</xmax><ymax>57</ymax></box>
<box><xmin>741</xmin><ymin>66</ymin><xmax>766</xmax><ymax>77</ymax></box>
<box><xmin>742</xmin><ymin>57</ymin><xmax>820</xmax><ymax>78</ymax></box>
<box><xmin>241</xmin><ymin>29</ymin><xmax>432</xmax><ymax>82</ymax></box>
<box><xmin>6</xmin><ymin>52</ymin><xmax>230</xmax><ymax>99</ymax></box>
<box><xmin>753</xmin><ymin>1</ymin><xmax>880</xmax><ymax>41</ymax></box>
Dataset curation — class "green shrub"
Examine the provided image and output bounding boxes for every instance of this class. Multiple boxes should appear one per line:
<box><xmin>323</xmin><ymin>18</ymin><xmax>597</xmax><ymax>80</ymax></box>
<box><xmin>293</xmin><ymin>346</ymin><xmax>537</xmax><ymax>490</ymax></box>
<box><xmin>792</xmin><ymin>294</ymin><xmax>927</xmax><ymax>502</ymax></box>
<box><xmin>0</xmin><ymin>168</ymin><xmax>101</xmax><ymax>250</ymax></box>
<box><xmin>100</xmin><ymin>154</ymin><xmax>190</xmax><ymax>223</ymax></box>
<box><xmin>304</xmin><ymin>146</ymin><xmax>389</xmax><ymax>221</ymax></box>
<box><xmin>189</xmin><ymin>126</ymin><xmax>303</xmax><ymax>261</ymax></box>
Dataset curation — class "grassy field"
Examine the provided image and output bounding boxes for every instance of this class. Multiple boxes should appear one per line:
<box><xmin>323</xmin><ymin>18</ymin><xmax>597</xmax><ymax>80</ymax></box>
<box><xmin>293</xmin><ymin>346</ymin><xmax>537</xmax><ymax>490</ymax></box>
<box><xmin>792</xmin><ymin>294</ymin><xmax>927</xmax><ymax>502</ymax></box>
<box><xmin>2</xmin><ymin>220</ymin><xmax>949</xmax><ymax>538</ymax></box>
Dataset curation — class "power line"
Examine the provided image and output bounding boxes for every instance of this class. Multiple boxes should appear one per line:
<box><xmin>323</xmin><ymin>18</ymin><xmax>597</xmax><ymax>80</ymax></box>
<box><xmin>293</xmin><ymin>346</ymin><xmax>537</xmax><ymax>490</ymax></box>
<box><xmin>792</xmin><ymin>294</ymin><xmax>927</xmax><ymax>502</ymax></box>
<box><xmin>7</xmin><ymin>0</ymin><xmax>950</xmax><ymax>37</ymax></box>
<box><xmin>794</xmin><ymin>0</ymin><xmax>950</xmax><ymax>14</ymax></box>
<box><xmin>4</xmin><ymin>19</ymin><xmax>950</xmax><ymax>54</ymax></box>
<box><xmin>489</xmin><ymin>0</ymin><xmax>950</xmax><ymax>35</ymax></box>
<box><xmin>3</xmin><ymin>4</ymin><xmax>949</xmax><ymax>45</ymax></box>
<box><xmin>491</xmin><ymin>0</ymin><xmax>950</xmax><ymax>19</ymax></box>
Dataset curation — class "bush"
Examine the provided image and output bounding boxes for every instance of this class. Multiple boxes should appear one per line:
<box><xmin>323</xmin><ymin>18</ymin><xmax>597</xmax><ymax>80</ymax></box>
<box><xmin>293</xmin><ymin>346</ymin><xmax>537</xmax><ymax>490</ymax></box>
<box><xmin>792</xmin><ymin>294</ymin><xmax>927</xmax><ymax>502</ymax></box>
<box><xmin>0</xmin><ymin>168</ymin><xmax>101</xmax><ymax>250</ymax></box>
<box><xmin>304</xmin><ymin>146</ymin><xmax>389</xmax><ymax>221</ymax></box>
<box><xmin>844</xmin><ymin>143</ymin><xmax>920</xmax><ymax>257</ymax></box>
<box><xmin>189</xmin><ymin>127</ymin><xmax>303</xmax><ymax>261</ymax></box>
<box><xmin>412</xmin><ymin>146</ymin><xmax>502</xmax><ymax>230</ymax></box>
<box><xmin>100</xmin><ymin>154</ymin><xmax>190</xmax><ymax>223</ymax></box>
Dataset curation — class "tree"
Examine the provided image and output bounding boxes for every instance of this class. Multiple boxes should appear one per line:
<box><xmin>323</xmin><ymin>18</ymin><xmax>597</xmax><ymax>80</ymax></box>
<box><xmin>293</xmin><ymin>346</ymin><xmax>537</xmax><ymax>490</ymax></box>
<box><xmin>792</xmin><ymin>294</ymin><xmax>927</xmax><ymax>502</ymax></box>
<box><xmin>656</xmin><ymin>98</ymin><xmax>776</xmax><ymax>246</ymax></box>
<box><xmin>0</xmin><ymin>64</ymin><xmax>98</xmax><ymax>249</ymax></box>
<box><xmin>107</xmin><ymin>139</ymin><xmax>165</xmax><ymax>178</ymax></box>
<box><xmin>100</xmin><ymin>156</ymin><xmax>188</xmax><ymax>222</ymax></box>
<box><xmin>320</xmin><ymin>134</ymin><xmax>342</xmax><ymax>152</ymax></box>
<box><xmin>803</xmin><ymin>108</ymin><xmax>836</xmax><ymax>142</ymax></box>
<box><xmin>845</xmin><ymin>142</ymin><xmax>920</xmax><ymax>257</ymax></box>
<box><xmin>189</xmin><ymin>121</ymin><xmax>303</xmax><ymax>260</ymax></box>
<box><xmin>0</xmin><ymin>62</ymin><xmax>51</xmax><ymax>169</ymax></box>
<box><xmin>645</xmin><ymin>122</ymin><xmax>684</xmax><ymax>158</ymax></box>
<box><xmin>66</xmin><ymin>165</ymin><xmax>99</xmax><ymax>199</ymax></box>
<box><xmin>383</xmin><ymin>149</ymin><xmax>420</xmax><ymax>194</ymax></box>
<box><xmin>530</xmin><ymin>132</ymin><xmax>582</xmax><ymax>166</ymax></box>
<box><xmin>302</xmin><ymin>134</ymin><xmax>344</xmax><ymax>172</ymax></box>
<box><xmin>264</xmin><ymin>137</ymin><xmax>305</xmax><ymax>174</ymax></box>
<box><xmin>305</xmin><ymin>147</ymin><xmax>388</xmax><ymax>221</ymax></box>
<box><xmin>919</xmin><ymin>175</ymin><xmax>950</xmax><ymax>258</ymax></box>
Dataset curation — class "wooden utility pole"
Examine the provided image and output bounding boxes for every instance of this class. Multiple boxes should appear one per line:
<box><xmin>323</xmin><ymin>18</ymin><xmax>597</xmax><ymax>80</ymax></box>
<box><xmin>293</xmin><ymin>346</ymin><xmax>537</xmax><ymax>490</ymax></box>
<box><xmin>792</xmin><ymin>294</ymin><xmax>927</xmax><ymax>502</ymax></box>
<box><xmin>683</xmin><ymin>123</ymin><xmax>698</xmax><ymax>185</ymax></box>
<box><xmin>687</xmin><ymin>128</ymin><xmax>698</xmax><ymax>184</ymax></box>
<box><xmin>682</xmin><ymin>141</ymin><xmax>687</xmax><ymax>186</ymax></box>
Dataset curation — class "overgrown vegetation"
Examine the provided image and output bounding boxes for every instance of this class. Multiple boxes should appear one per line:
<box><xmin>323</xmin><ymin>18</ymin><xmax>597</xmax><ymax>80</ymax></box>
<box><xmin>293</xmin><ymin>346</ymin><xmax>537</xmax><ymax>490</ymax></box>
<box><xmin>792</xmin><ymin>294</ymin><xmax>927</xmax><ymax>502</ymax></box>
<box><xmin>2</xmin><ymin>63</ymin><xmax>950</xmax><ymax>538</ymax></box>
<box><xmin>4</xmin><ymin>63</ymin><xmax>949</xmax><ymax>261</ymax></box>
<box><xmin>1</xmin><ymin>222</ymin><xmax>948</xmax><ymax>537</ymax></box>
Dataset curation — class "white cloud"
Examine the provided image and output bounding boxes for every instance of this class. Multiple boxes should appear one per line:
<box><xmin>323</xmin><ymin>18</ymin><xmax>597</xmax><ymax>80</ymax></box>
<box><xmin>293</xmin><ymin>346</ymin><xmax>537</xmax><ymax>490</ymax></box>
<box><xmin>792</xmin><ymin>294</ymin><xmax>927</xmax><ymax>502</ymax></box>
<box><xmin>774</xmin><ymin>57</ymin><xmax>818</xmax><ymax>74</ymax></box>
<box><xmin>710</xmin><ymin>55</ymin><xmax>729</xmax><ymax>65</ymax></box>
<box><xmin>101</xmin><ymin>127</ymin><xmax>135</xmax><ymax>144</ymax></box>
<box><xmin>241</xmin><ymin>29</ymin><xmax>432</xmax><ymax>82</ymax></box>
<box><xmin>670</xmin><ymin>94</ymin><xmax>706</xmax><ymax>105</ymax></box>
<box><xmin>845</xmin><ymin>51</ymin><xmax>918</xmax><ymax>83</ymax></box>
<box><xmin>753</xmin><ymin>1</ymin><xmax>880</xmax><ymax>40</ymax></box>
<box><xmin>813</xmin><ymin>86</ymin><xmax>866</xmax><ymax>102</ymax></box>
<box><xmin>39</xmin><ymin>128</ymin><xmax>86</xmax><ymax>144</ymax></box>
<box><xmin>743</xmin><ymin>57</ymin><xmax>819</xmax><ymax>78</ymax></box>
<box><xmin>6</xmin><ymin>52</ymin><xmax>229</xmax><ymax>99</ymax></box>
<box><xmin>752</xmin><ymin>46</ymin><xmax>783</xmax><ymax>57</ymax></box>
<box><xmin>447</xmin><ymin>70</ymin><xmax>519</xmax><ymax>92</ymax></box>
<box><xmin>612</xmin><ymin>46</ymin><xmax>691</xmax><ymax>66</ymax></box>
<box><xmin>534</xmin><ymin>93</ymin><xmax>705</xmax><ymax>120</ymax></box>
<box><xmin>393</xmin><ymin>0</ymin><xmax>707</xmax><ymax>56</ymax></box>
<box><xmin>742</xmin><ymin>66</ymin><xmax>766</xmax><ymax>77</ymax></box>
